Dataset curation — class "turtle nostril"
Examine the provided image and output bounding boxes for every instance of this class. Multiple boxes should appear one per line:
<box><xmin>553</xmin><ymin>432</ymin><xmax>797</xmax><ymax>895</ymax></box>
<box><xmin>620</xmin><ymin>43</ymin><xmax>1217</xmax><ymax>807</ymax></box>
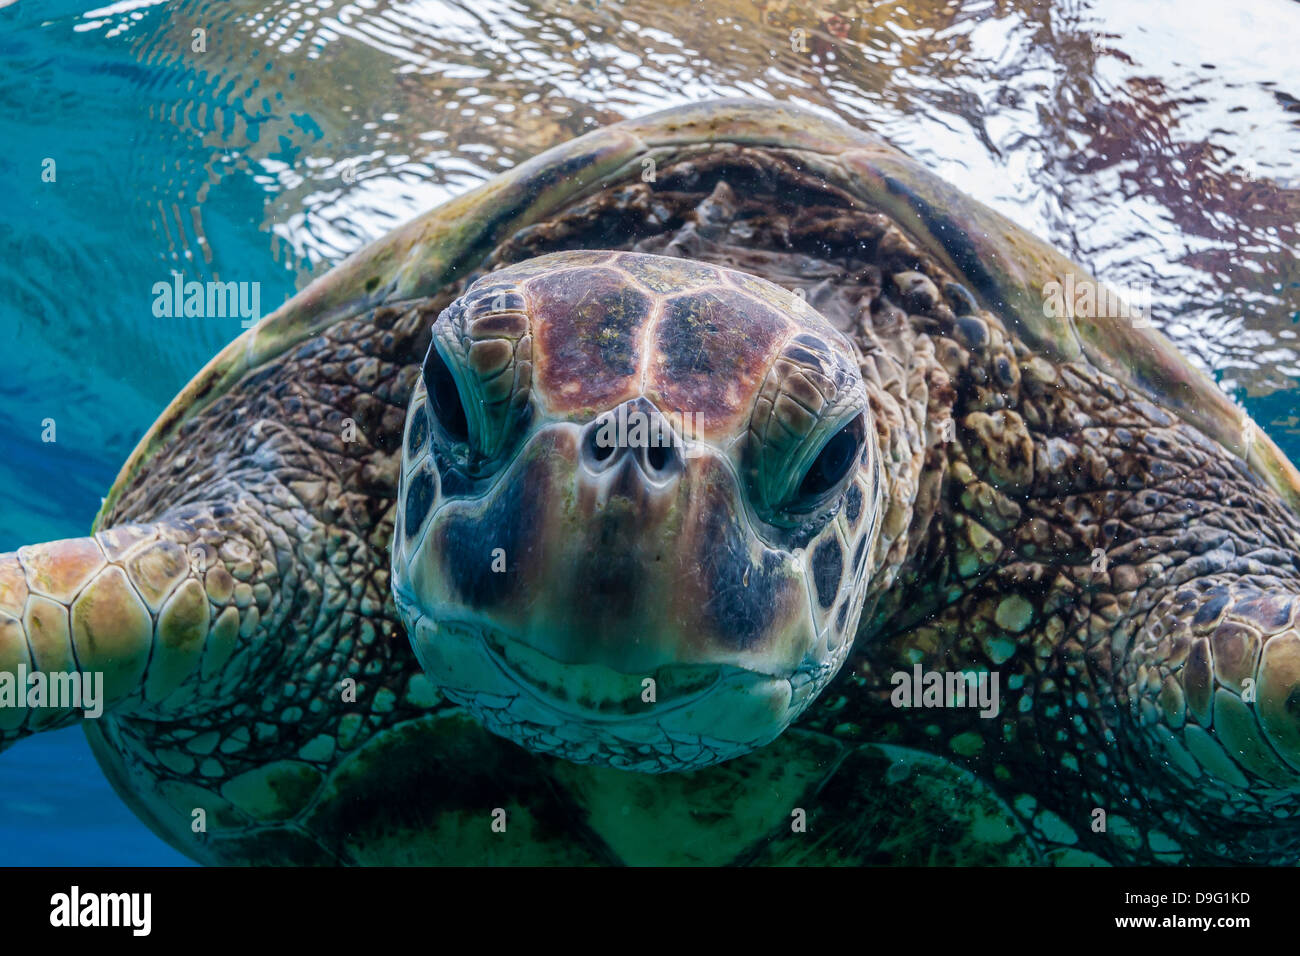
<box><xmin>581</xmin><ymin>417</ymin><xmax>622</xmax><ymax>472</ymax></box>
<box><xmin>579</xmin><ymin>401</ymin><xmax>684</xmax><ymax>480</ymax></box>
<box><xmin>639</xmin><ymin>435</ymin><xmax>683</xmax><ymax>483</ymax></box>
<box><xmin>646</xmin><ymin>443</ymin><xmax>670</xmax><ymax>472</ymax></box>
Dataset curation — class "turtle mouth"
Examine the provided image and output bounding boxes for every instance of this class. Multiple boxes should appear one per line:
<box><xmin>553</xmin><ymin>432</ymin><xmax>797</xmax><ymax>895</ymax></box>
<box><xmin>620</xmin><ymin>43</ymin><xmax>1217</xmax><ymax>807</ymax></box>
<box><xmin>478</xmin><ymin>622</ymin><xmax>730</xmax><ymax>721</ymax></box>
<box><xmin>402</xmin><ymin>610</ymin><xmax>824</xmax><ymax>771</ymax></box>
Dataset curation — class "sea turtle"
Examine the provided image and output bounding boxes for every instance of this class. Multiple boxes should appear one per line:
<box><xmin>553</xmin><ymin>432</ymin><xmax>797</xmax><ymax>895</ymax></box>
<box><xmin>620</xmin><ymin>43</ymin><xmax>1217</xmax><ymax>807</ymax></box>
<box><xmin>4</xmin><ymin>99</ymin><xmax>1300</xmax><ymax>866</ymax></box>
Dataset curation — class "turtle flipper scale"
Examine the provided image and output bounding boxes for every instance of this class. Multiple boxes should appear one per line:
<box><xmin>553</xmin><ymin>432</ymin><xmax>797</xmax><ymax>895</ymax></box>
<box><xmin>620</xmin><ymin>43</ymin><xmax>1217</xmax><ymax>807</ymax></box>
<box><xmin>1125</xmin><ymin>580</ymin><xmax>1300</xmax><ymax>810</ymax></box>
<box><xmin>0</xmin><ymin>510</ymin><xmax>279</xmax><ymax>751</ymax></box>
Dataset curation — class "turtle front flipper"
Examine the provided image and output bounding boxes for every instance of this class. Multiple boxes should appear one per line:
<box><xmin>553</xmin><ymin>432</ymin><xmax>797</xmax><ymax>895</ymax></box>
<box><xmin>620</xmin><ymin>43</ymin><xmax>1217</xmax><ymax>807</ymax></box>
<box><xmin>858</xmin><ymin>332</ymin><xmax>1300</xmax><ymax>862</ymax></box>
<box><xmin>1124</xmin><ymin>579</ymin><xmax>1300</xmax><ymax>828</ymax></box>
<box><xmin>0</xmin><ymin>514</ymin><xmax>278</xmax><ymax>752</ymax></box>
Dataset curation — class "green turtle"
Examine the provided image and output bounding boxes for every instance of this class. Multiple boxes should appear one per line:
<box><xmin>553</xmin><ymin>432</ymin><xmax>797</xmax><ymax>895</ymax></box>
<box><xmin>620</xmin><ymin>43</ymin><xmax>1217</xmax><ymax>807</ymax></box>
<box><xmin>4</xmin><ymin>99</ymin><xmax>1300</xmax><ymax>866</ymax></box>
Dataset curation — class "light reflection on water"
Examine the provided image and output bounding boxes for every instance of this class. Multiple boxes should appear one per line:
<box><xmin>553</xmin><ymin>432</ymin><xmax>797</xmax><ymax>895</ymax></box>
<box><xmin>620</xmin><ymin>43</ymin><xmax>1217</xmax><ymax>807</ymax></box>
<box><xmin>48</xmin><ymin>0</ymin><xmax>1300</xmax><ymax>396</ymax></box>
<box><xmin>0</xmin><ymin>0</ymin><xmax>1296</xmax><ymax>863</ymax></box>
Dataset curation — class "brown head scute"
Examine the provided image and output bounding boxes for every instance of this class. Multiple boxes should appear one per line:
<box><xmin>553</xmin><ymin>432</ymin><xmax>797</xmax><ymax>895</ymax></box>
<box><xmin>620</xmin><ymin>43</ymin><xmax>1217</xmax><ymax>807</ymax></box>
<box><xmin>530</xmin><ymin>265</ymin><xmax>650</xmax><ymax>413</ymax></box>
<box><xmin>486</xmin><ymin>249</ymin><xmax>851</xmax><ymax>443</ymax></box>
<box><xmin>619</xmin><ymin>254</ymin><xmax>722</xmax><ymax>293</ymax></box>
<box><xmin>650</xmin><ymin>286</ymin><xmax>791</xmax><ymax>437</ymax></box>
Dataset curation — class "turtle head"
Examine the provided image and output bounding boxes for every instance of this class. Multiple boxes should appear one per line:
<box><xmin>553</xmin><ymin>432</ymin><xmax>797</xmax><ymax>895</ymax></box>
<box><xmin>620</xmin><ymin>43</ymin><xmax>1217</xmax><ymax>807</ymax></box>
<box><xmin>391</xmin><ymin>251</ymin><xmax>883</xmax><ymax>772</ymax></box>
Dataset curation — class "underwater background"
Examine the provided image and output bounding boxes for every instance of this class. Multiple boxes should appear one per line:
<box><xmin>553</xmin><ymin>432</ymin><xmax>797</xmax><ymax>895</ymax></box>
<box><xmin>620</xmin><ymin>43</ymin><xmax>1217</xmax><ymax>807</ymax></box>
<box><xmin>0</xmin><ymin>0</ymin><xmax>1296</xmax><ymax>865</ymax></box>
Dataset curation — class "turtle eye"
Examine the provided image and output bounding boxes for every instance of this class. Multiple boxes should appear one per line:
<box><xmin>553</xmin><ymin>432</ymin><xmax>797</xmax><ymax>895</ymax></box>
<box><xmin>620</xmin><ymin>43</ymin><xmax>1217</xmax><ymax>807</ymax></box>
<box><xmin>797</xmin><ymin>417</ymin><xmax>862</xmax><ymax>500</ymax></box>
<box><xmin>747</xmin><ymin>405</ymin><xmax>867</xmax><ymax>531</ymax></box>
<box><xmin>422</xmin><ymin>282</ymin><xmax>534</xmax><ymax>476</ymax></box>
<box><xmin>789</xmin><ymin>414</ymin><xmax>865</xmax><ymax>513</ymax></box>
<box><xmin>423</xmin><ymin>343</ymin><xmax>469</xmax><ymax>444</ymax></box>
<box><xmin>744</xmin><ymin>332</ymin><xmax>869</xmax><ymax>532</ymax></box>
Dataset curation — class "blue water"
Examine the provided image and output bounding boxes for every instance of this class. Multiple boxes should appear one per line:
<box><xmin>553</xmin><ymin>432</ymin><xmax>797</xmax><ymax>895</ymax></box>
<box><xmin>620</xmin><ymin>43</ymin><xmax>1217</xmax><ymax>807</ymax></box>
<box><xmin>1</xmin><ymin>0</ymin><xmax>1297</xmax><ymax>864</ymax></box>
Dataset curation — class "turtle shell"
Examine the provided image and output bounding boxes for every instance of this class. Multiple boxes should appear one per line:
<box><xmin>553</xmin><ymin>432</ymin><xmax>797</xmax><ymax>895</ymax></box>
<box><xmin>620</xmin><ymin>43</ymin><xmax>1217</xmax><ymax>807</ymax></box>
<box><xmin>96</xmin><ymin>98</ymin><xmax>1300</xmax><ymax>525</ymax></box>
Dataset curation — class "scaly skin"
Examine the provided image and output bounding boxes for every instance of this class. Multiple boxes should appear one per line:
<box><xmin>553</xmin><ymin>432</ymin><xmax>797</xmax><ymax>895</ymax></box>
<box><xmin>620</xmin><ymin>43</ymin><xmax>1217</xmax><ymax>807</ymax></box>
<box><xmin>0</xmin><ymin>514</ymin><xmax>282</xmax><ymax>746</ymax></box>
<box><xmin>2</xmin><ymin>132</ymin><xmax>1299</xmax><ymax>864</ymax></box>
<box><xmin>806</xmin><ymin>271</ymin><xmax>1300</xmax><ymax>864</ymax></box>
